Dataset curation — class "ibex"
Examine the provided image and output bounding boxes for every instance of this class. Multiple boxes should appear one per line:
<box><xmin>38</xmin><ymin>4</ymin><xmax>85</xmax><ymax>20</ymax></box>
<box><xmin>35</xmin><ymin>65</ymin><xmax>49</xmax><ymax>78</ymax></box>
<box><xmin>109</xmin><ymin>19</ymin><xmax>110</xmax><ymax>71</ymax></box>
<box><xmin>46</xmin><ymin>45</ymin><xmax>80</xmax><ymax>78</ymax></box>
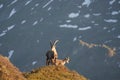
<box><xmin>46</xmin><ymin>40</ymin><xmax>59</xmax><ymax>65</ymax></box>
<box><xmin>50</xmin><ymin>40</ymin><xmax>59</xmax><ymax>59</ymax></box>
<box><xmin>53</xmin><ymin>57</ymin><xmax>70</xmax><ymax>66</ymax></box>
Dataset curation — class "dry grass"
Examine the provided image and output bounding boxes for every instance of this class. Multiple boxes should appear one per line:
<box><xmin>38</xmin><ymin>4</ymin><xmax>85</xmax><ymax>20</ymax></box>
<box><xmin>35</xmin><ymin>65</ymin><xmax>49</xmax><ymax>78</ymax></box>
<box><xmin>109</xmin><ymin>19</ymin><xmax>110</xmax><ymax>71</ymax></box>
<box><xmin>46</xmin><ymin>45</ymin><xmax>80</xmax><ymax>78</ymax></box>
<box><xmin>0</xmin><ymin>55</ymin><xmax>87</xmax><ymax>80</ymax></box>
<box><xmin>0</xmin><ymin>55</ymin><xmax>26</xmax><ymax>80</ymax></box>
<box><xmin>24</xmin><ymin>65</ymin><xmax>87</xmax><ymax>80</ymax></box>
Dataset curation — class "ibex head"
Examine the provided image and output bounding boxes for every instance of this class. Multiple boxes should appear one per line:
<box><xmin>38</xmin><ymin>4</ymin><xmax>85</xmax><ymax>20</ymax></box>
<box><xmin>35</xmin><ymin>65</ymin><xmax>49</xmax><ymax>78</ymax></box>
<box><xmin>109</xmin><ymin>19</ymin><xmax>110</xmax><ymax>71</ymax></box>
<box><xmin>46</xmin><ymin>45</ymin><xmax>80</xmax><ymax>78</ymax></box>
<box><xmin>65</xmin><ymin>57</ymin><xmax>70</xmax><ymax>63</ymax></box>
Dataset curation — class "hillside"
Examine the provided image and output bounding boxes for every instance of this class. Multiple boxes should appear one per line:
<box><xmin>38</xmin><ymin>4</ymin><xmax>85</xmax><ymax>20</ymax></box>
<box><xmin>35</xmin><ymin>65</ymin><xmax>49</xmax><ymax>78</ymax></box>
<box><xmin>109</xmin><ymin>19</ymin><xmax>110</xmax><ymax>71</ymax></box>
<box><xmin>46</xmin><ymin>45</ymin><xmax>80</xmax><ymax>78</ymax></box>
<box><xmin>24</xmin><ymin>65</ymin><xmax>87</xmax><ymax>80</ymax></box>
<box><xmin>0</xmin><ymin>55</ymin><xmax>87</xmax><ymax>80</ymax></box>
<box><xmin>0</xmin><ymin>55</ymin><xmax>26</xmax><ymax>80</ymax></box>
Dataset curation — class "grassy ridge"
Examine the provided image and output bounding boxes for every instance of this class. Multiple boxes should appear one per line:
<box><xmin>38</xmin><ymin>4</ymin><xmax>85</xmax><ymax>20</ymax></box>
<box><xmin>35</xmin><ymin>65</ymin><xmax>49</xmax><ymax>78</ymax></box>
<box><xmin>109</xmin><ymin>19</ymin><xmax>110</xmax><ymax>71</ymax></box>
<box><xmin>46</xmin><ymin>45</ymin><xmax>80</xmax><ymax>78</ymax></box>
<box><xmin>0</xmin><ymin>55</ymin><xmax>26</xmax><ymax>80</ymax></box>
<box><xmin>0</xmin><ymin>55</ymin><xmax>87</xmax><ymax>80</ymax></box>
<box><xmin>24</xmin><ymin>65</ymin><xmax>87</xmax><ymax>80</ymax></box>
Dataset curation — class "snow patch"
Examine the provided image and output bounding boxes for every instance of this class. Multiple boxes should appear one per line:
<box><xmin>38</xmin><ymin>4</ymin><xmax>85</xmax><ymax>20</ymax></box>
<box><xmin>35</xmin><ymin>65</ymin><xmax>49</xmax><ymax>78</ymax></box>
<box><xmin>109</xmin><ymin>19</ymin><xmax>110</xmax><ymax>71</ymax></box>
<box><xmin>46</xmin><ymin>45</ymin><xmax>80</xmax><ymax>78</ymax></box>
<box><xmin>48</xmin><ymin>7</ymin><xmax>52</xmax><ymax>11</ymax></box>
<box><xmin>82</xmin><ymin>0</ymin><xmax>92</xmax><ymax>7</ymax></box>
<box><xmin>0</xmin><ymin>25</ymin><xmax>15</xmax><ymax>37</ymax></box>
<box><xmin>0</xmin><ymin>32</ymin><xmax>6</xmax><ymax>37</ymax></box>
<box><xmin>0</xmin><ymin>4</ymin><xmax>3</xmax><ymax>9</ymax></box>
<box><xmin>93</xmin><ymin>13</ymin><xmax>101</xmax><ymax>16</ymax></box>
<box><xmin>109</xmin><ymin>0</ymin><xmax>116</xmax><ymax>5</ymax></box>
<box><xmin>33</xmin><ymin>21</ymin><xmax>38</xmax><ymax>26</ymax></box>
<box><xmin>119</xmin><ymin>1</ymin><xmax>120</xmax><ymax>4</ymax></box>
<box><xmin>66</xmin><ymin>20</ymin><xmax>71</xmax><ymax>23</ymax></box>
<box><xmin>73</xmin><ymin>37</ymin><xmax>77</xmax><ymax>42</ymax></box>
<box><xmin>8</xmin><ymin>0</ymin><xmax>18</xmax><ymax>6</ymax></box>
<box><xmin>32</xmin><ymin>61</ymin><xmax>37</xmax><ymax>66</ymax></box>
<box><xmin>68</xmin><ymin>12</ymin><xmax>79</xmax><ymax>18</ymax></box>
<box><xmin>21</xmin><ymin>20</ymin><xmax>26</xmax><ymax>24</ymax></box>
<box><xmin>8</xmin><ymin>50</ymin><xmax>14</xmax><ymax>59</ymax></box>
<box><xmin>103</xmin><ymin>27</ymin><xmax>107</xmax><ymax>30</ymax></box>
<box><xmin>25</xmin><ymin>0</ymin><xmax>32</xmax><ymax>6</ymax></box>
<box><xmin>8</xmin><ymin>8</ymin><xmax>16</xmax><ymax>18</ymax></box>
<box><xmin>117</xmin><ymin>35</ymin><xmax>120</xmax><ymax>39</ymax></box>
<box><xmin>42</xmin><ymin>0</ymin><xmax>53</xmax><ymax>8</ymax></box>
<box><xmin>104</xmin><ymin>19</ymin><xmax>118</xmax><ymax>23</ymax></box>
<box><xmin>84</xmin><ymin>14</ymin><xmax>90</xmax><ymax>18</ymax></box>
<box><xmin>8</xmin><ymin>25</ymin><xmax>15</xmax><ymax>31</ymax></box>
<box><xmin>111</xmin><ymin>11</ymin><xmax>119</xmax><ymax>15</ymax></box>
<box><xmin>78</xmin><ymin>26</ymin><xmax>91</xmax><ymax>30</ymax></box>
<box><xmin>59</xmin><ymin>24</ymin><xmax>78</xmax><ymax>29</ymax></box>
<box><xmin>35</xmin><ymin>3</ymin><xmax>39</xmax><ymax>7</ymax></box>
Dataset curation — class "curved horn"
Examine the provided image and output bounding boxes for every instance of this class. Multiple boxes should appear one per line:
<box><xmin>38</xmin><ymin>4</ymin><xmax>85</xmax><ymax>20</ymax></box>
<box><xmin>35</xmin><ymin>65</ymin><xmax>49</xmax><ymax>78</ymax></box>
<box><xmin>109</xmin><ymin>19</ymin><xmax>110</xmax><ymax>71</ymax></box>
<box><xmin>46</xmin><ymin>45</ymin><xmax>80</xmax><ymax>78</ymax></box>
<box><xmin>53</xmin><ymin>40</ymin><xmax>59</xmax><ymax>46</ymax></box>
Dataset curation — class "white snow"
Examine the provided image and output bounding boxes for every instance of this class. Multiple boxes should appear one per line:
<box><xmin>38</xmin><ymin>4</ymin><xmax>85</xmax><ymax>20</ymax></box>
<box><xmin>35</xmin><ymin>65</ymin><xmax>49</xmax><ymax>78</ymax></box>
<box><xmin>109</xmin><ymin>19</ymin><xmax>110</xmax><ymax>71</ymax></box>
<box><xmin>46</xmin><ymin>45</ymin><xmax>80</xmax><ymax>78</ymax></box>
<box><xmin>8</xmin><ymin>0</ymin><xmax>18</xmax><ymax>6</ymax></box>
<box><xmin>109</xmin><ymin>0</ymin><xmax>116</xmax><ymax>5</ymax></box>
<box><xmin>103</xmin><ymin>27</ymin><xmax>107</xmax><ymax>30</ymax></box>
<box><xmin>25</xmin><ymin>0</ymin><xmax>32</xmax><ymax>6</ymax></box>
<box><xmin>48</xmin><ymin>7</ymin><xmax>52</xmax><ymax>11</ymax></box>
<box><xmin>68</xmin><ymin>12</ymin><xmax>79</xmax><ymax>18</ymax></box>
<box><xmin>42</xmin><ymin>0</ymin><xmax>53</xmax><ymax>8</ymax></box>
<box><xmin>82</xmin><ymin>0</ymin><xmax>92</xmax><ymax>7</ymax></box>
<box><xmin>35</xmin><ymin>3</ymin><xmax>39</xmax><ymax>7</ymax></box>
<box><xmin>33</xmin><ymin>21</ymin><xmax>38</xmax><ymax>26</ymax></box>
<box><xmin>117</xmin><ymin>35</ymin><xmax>120</xmax><ymax>39</ymax></box>
<box><xmin>21</xmin><ymin>20</ymin><xmax>26</xmax><ymax>24</ymax></box>
<box><xmin>0</xmin><ymin>32</ymin><xmax>6</xmax><ymax>37</ymax></box>
<box><xmin>78</xmin><ymin>26</ymin><xmax>91</xmax><ymax>30</ymax></box>
<box><xmin>0</xmin><ymin>4</ymin><xmax>3</xmax><ymax>9</ymax></box>
<box><xmin>91</xmin><ymin>21</ymin><xmax>95</xmax><ymax>23</ymax></box>
<box><xmin>8</xmin><ymin>8</ymin><xmax>16</xmax><ymax>18</ymax></box>
<box><xmin>66</xmin><ymin>20</ymin><xmax>71</xmax><ymax>23</ymax></box>
<box><xmin>84</xmin><ymin>14</ymin><xmax>90</xmax><ymax>18</ymax></box>
<box><xmin>119</xmin><ymin>1</ymin><xmax>120</xmax><ymax>4</ymax></box>
<box><xmin>0</xmin><ymin>25</ymin><xmax>15</xmax><ymax>37</ymax></box>
<box><xmin>104</xmin><ymin>19</ymin><xmax>118</xmax><ymax>23</ymax></box>
<box><xmin>93</xmin><ymin>13</ymin><xmax>101</xmax><ymax>16</ymax></box>
<box><xmin>32</xmin><ymin>61</ymin><xmax>37</xmax><ymax>66</ymax></box>
<box><xmin>73</xmin><ymin>37</ymin><xmax>77</xmax><ymax>42</ymax></box>
<box><xmin>111</xmin><ymin>11</ymin><xmax>119</xmax><ymax>15</ymax></box>
<box><xmin>59</xmin><ymin>24</ymin><xmax>78</xmax><ymax>29</ymax></box>
<box><xmin>8</xmin><ymin>25</ymin><xmax>15</xmax><ymax>31</ymax></box>
<box><xmin>8</xmin><ymin>50</ymin><xmax>14</xmax><ymax>59</ymax></box>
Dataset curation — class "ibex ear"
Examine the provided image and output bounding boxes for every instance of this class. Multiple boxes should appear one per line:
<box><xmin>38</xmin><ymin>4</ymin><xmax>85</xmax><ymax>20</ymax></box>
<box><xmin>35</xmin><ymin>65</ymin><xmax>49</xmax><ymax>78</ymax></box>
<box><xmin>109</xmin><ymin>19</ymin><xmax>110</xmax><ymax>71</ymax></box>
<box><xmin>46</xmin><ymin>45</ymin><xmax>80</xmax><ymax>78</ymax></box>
<box><xmin>67</xmin><ymin>57</ymin><xmax>70</xmax><ymax>60</ymax></box>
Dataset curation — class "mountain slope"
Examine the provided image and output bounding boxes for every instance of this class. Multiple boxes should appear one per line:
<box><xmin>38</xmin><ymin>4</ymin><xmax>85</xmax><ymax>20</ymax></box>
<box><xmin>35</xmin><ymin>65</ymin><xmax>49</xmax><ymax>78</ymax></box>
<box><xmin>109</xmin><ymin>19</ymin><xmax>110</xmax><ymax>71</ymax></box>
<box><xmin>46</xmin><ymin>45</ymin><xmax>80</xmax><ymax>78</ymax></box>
<box><xmin>0</xmin><ymin>55</ymin><xmax>87</xmax><ymax>80</ymax></box>
<box><xmin>0</xmin><ymin>55</ymin><xmax>26</xmax><ymax>80</ymax></box>
<box><xmin>24</xmin><ymin>65</ymin><xmax>87</xmax><ymax>80</ymax></box>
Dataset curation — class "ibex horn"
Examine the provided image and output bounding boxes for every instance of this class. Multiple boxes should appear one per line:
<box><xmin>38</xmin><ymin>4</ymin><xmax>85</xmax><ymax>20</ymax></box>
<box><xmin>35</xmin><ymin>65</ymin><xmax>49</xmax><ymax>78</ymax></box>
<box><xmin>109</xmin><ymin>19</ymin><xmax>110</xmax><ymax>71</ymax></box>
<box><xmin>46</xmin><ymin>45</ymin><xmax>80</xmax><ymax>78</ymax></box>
<box><xmin>50</xmin><ymin>40</ymin><xmax>59</xmax><ymax>48</ymax></box>
<box><xmin>53</xmin><ymin>40</ymin><xmax>59</xmax><ymax>46</ymax></box>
